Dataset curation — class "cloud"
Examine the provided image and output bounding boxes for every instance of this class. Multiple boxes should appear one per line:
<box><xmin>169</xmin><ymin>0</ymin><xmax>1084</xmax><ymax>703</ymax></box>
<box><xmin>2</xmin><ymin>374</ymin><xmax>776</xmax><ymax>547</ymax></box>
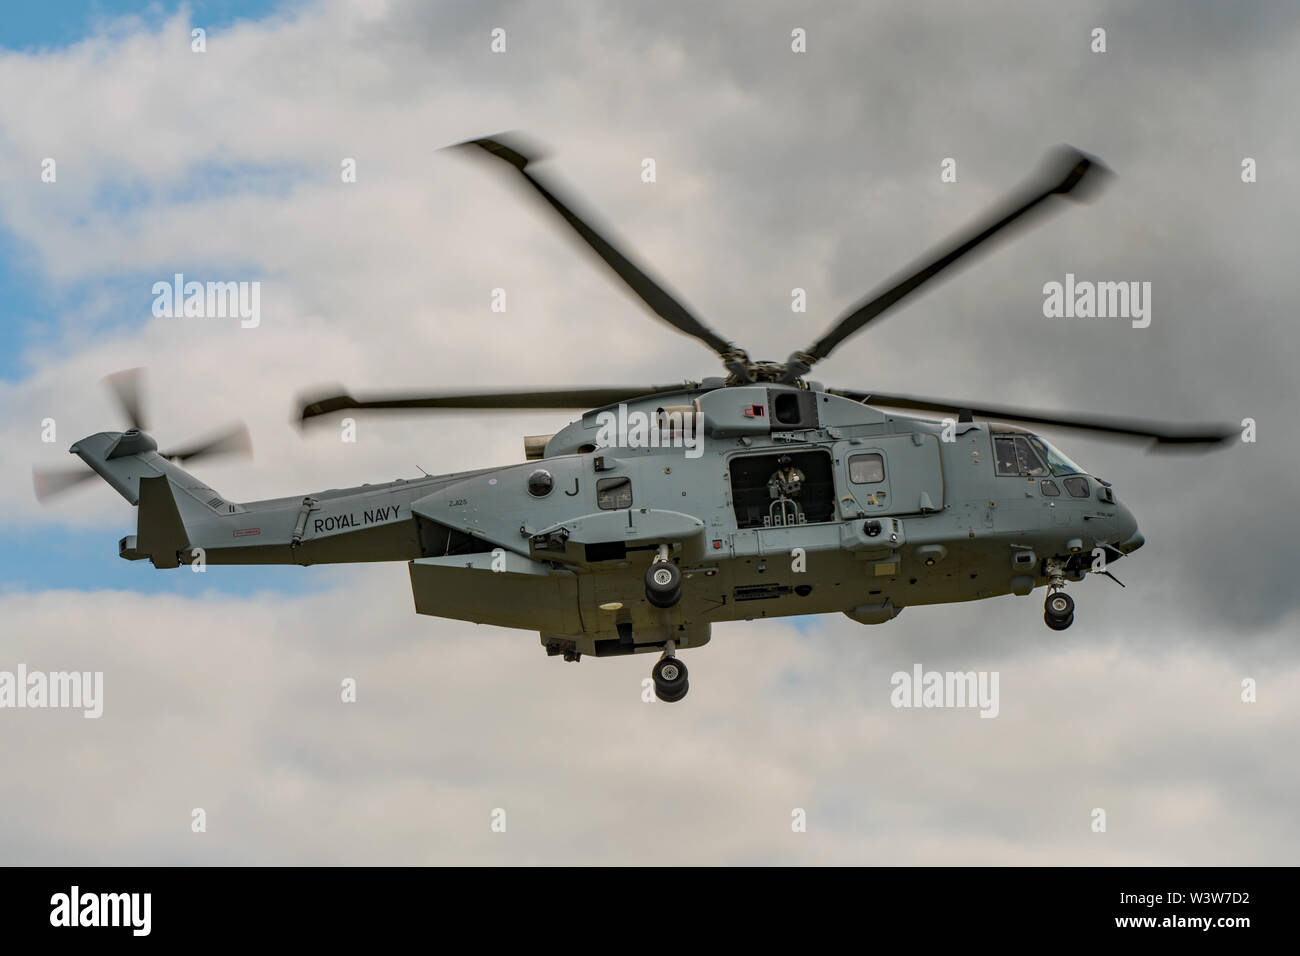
<box><xmin>2</xmin><ymin>585</ymin><xmax>1295</xmax><ymax>864</ymax></box>
<box><xmin>1</xmin><ymin>0</ymin><xmax>1298</xmax><ymax>863</ymax></box>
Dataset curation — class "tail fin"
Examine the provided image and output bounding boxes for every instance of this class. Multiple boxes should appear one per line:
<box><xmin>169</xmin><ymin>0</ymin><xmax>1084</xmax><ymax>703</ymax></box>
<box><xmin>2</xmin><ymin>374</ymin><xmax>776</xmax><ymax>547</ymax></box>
<box><xmin>133</xmin><ymin>476</ymin><xmax>189</xmax><ymax>568</ymax></box>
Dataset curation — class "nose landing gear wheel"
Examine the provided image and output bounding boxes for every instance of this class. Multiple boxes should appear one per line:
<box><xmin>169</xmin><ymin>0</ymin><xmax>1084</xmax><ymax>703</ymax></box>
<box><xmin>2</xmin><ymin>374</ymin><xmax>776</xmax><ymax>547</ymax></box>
<box><xmin>1044</xmin><ymin>591</ymin><xmax>1075</xmax><ymax>630</ymax></box>
<box><xmin>652</xmin><ymin>655</ymin><xmax>689</xmax><ymax>702</ymax></box>
<box><xmin>645</xmin><ymin>561</ymin><xmax>682</xmax><ymax>608</ymax></box>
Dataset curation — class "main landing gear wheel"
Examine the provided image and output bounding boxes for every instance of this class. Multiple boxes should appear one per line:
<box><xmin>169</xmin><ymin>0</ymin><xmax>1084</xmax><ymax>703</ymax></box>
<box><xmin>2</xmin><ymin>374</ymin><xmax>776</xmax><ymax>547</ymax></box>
<box><xmin>645</xmin><ymin>561</ymin><xmax>682</xmax><ymax>608</ymax></box>
<box><xmin>652</xmin><ymin>655</ymin><xmax>689</xmax><ymax>702</ymax></box>
<box><xmin>1044</xmin><ymin>591</ymin><xmax>1075</xmax><ymax>631</ymax></box>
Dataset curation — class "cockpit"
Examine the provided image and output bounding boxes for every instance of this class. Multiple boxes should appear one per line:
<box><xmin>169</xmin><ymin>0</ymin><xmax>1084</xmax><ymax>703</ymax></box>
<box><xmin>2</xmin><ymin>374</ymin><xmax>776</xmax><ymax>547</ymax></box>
<box><xmin>991</xmin><ymin>429</ymin><xmax>1087</xmax><ymax>478</ymax></box>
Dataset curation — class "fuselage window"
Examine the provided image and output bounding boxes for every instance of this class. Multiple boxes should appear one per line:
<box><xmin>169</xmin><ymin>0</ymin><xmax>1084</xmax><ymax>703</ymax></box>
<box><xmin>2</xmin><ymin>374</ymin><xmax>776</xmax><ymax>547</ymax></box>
<box><xmin>596</xmin><ymin>476</ymin><xmax>633</xmax><ymax>510</ymax></box>
<box><xmin>1041</xmin><ymin>479</ymin><xmax>1061</xmax><ymax>497</ymax></box>
<box><xmin>848</xmin><ymin>452</ymin><xmax>884</xmax><ymax>484</ymax></box>
<box><xmin>1063</xmin><ymin>476</ymin><xmax>1090</xmax><ymax>498</ymax></box>
<box><xmin>527</xmin><ymin>469</ymin><xmax>553</xmax><ymax>497</ymax></box>
<box><xmin>994</xmin><ymin>435</ymin><xmax>1048</xmax><ymax>476</ymax></box>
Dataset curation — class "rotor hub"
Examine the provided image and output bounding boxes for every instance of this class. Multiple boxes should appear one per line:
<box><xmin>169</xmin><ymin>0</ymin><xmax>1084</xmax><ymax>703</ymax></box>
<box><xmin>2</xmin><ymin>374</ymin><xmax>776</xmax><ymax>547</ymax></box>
<box><xmin>724</xmin><ymin>359</ymin><xmax>807</xmax><ymax>388</ymax></box>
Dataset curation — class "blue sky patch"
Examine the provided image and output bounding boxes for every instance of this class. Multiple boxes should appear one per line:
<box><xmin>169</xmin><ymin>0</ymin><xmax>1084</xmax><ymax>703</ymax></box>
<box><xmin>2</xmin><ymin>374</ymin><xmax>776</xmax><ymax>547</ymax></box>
<box><xmin>0</xmin><ymin>523</ymin><xmax>349</xmax><ymax>596</ymax></box>
<box><xmin>1</xmin><ymin>1</ymin><xmax>315</xmax><ymax>595</ymax></box>
<box><xmin>0</xmin><ymin>1</ymin><xmax>294</xmax><ymax>53</ymax></box>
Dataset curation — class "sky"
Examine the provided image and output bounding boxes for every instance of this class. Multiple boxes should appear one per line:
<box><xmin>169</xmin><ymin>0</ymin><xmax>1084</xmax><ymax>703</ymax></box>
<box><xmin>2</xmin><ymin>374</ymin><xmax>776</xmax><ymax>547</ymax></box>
<box><xmin>0</xmin><ymin>0</ymin><xmax>1297</xmax><ymax>864</ymax></box>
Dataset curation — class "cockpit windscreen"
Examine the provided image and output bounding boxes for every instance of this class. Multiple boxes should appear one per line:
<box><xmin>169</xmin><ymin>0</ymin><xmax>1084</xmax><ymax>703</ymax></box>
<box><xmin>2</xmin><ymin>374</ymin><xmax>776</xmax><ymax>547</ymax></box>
<box><xmin>1028</xmin><ymin>435</ymin><xmax>1087</xmax><ymax>477</ymax></box>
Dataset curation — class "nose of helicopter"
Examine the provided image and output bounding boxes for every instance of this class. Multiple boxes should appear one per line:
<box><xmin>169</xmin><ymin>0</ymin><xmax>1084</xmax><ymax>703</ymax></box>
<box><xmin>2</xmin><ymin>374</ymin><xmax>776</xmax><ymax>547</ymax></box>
<box><xmin>1114</xmin><ymin>500</ymin><xmax>1144</xmax><ymax>554</ymax></box>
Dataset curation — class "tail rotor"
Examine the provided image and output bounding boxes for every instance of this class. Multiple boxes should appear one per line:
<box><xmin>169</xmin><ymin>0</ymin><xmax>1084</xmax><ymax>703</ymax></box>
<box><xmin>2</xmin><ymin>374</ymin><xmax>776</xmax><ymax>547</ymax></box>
<box><xmin>33</xmin><ymin>369</ymin><xmax>252</xmax><ymax>504</ymax></box>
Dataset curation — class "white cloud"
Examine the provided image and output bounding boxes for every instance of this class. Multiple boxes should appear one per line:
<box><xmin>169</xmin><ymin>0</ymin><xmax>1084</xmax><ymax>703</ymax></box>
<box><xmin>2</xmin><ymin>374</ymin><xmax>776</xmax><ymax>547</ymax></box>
<box><xmin>1</xmin><ymin>584</ymin><xmax>1295</xmax><ymax>864</ymax></box>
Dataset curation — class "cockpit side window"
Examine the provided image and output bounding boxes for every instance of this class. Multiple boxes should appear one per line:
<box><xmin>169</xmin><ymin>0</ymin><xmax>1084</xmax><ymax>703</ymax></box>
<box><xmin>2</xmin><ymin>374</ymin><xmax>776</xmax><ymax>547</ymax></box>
<box><xmin>993</xmin><ymin>435</ymin><xmax>1048</xmax><ymax>476</ymax></box>
<box><xmin>1014</xmin><ymin>437</ymin><xmax>1048</xmax><ymax>476</ymax></box>
<box><xmin>993</xmin><ymin>436</ymin><xmax>1019</xmax><ymax>476</ymax></box>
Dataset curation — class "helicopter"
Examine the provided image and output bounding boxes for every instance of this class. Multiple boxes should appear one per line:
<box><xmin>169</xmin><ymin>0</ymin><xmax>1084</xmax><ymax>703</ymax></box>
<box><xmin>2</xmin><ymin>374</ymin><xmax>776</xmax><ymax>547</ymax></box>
<box><xmin>36</xmin><ymin>135</ymin><xmax>1234</xmax><ymax>702</ymax></box>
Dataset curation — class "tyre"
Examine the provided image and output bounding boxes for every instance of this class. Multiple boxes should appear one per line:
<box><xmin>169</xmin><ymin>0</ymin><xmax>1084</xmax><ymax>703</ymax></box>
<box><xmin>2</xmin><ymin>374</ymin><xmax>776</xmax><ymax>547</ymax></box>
<box><xmin>653</xmin><ymin>658</ymin><xmax>688</xmax><ymax>700</ymax></box>
<box><xmin>1044</xmin><ymin>592</ymin><xmax>1074</xmax><ymax>622</ymax></box>
<box><xmin>655</xmin><ymin>679</ymin><xmax>689</xmax><ymax>702</ymax></box>
<box><xmin>1044</xmin><ymin>610</ymin><xmax>1074</xmax><ymax>631</ymax></box>
<box><xmin>645</xmin><ymin>562</ymin><xmax>682</xmax><ymax>608</ymax></box>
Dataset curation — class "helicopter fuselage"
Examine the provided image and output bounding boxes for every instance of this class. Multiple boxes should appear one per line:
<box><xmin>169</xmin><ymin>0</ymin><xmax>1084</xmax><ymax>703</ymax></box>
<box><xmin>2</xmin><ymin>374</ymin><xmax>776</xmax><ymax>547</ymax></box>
<box><xmin>81</xmin><ymin>382</ymin><xmax>1142</xmax><ymax>660</ymax></box>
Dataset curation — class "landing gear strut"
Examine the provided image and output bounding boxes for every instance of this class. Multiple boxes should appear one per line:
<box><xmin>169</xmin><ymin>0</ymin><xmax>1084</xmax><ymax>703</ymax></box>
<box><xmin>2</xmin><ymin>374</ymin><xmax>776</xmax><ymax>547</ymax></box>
<box><xmin>1043</xmin><ymin>558</ymin><xmax>1075</xmax><ymax>630</ymax></box>
<box><xmin>645</xmin><ymin>544</ymin><xmax>682</xmax><ymax>608</ymax></box>
<box><xmin>652</xmin><ymin>640</ymin><xmax>689</xmax><ymax>702</ymax></box>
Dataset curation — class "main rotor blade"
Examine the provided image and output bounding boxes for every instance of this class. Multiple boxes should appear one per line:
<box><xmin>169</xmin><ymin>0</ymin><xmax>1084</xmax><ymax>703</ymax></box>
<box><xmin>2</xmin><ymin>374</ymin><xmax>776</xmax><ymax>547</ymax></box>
<box><xmin>828</xmin><ymin>388</ymin><xmax>1235</xmax><ymax>446</ymax></box>
<box><xmin>299</xmin><ymin>385</ymin><xmax>687</xmax><ymax>423</ymax></box>
<box><xmin>33</xmin><ymin>465</ymin><xmax>98</xmax><ymax>503</ymax></box>
<box><xmin>451</xmin><ymin>135</ymin><xmax>747</xmax><ymax>370</ymax></box>
<box><xmin>160</xmin><ymin>423</ymin><xmax>253</xmax><ymax>463</ymax></box>
<box><xmin>104</xmin><ymin>367</ymin><xmax>147</xmax><ymax>431</ymax></box>
<box><xmin>783</xmin><ymin>146</ymin><xmax>1108</xmax><ymax>381</ymax></box>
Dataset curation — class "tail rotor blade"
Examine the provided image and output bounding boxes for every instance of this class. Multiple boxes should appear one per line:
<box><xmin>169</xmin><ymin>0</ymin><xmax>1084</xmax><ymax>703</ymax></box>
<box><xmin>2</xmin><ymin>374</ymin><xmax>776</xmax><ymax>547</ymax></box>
<box><xmin>33</xmin><ymin>466</ymin><xmax>97</xmax><ymax>503</ymax></box>
<box><xmin>104</xmin><ymin>368</ymin><xmax>148</xmax><ymax>431</ymax></box>
<box><xmin>160</xmin><ymin>423</ymin><xmax>253</xmax><ymax>463</ymax></box>
<box><xmin>38</xmin><ymin>370</ymin><xmax>251</xmax><ymax>503</ymax></box>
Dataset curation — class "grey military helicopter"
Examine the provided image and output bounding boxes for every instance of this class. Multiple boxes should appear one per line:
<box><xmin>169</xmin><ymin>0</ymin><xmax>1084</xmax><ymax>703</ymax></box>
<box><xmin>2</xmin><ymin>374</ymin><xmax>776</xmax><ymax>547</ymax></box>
<box><xmin>37</xmin><ymin>136</ymin><xmax>1233</xmax><ymax>702</ymax></box>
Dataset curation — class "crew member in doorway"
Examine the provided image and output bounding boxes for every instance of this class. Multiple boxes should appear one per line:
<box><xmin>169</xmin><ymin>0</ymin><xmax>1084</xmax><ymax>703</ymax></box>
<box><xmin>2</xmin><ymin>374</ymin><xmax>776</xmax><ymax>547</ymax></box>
<box><xmin>768</xmin><ymin>454</ymin><xmax>806</xmax><ymax>519</ymax></box>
